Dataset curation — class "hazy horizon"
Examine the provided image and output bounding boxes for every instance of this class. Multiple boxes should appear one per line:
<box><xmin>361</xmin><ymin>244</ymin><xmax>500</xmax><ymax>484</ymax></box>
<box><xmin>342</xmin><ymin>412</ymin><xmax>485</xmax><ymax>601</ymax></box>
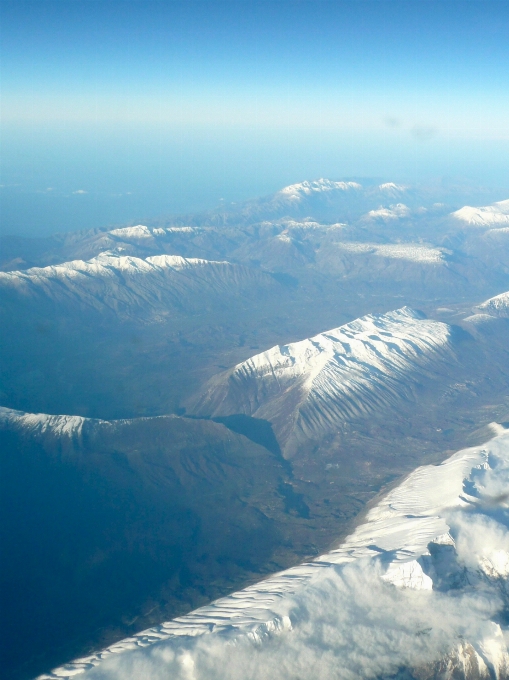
<box><xmin>1</xmin><ymin>0</ymin><xmax>508</xmax><ymax>236</ymax></box>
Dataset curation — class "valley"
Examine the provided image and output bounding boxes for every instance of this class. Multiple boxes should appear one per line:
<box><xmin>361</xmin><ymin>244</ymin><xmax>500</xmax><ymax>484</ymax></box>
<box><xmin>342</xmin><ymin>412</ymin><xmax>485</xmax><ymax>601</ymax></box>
<box><xmin>1</xmin><ymin>179</ymin><xmax>508</xmax><ymax>679</ymax></box>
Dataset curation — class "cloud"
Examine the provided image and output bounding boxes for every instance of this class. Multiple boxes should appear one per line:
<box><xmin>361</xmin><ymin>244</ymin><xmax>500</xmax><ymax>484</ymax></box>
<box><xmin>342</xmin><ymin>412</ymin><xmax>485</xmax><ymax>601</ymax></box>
<box><xmin>84</xmin><ymin>559</ymin><xmax>504</xmax><ymax>680</ymax></box>
<box><xmin>73</xmin><ymin>189</ymin><xmax>88</xmax><ymax>194</ymax></box>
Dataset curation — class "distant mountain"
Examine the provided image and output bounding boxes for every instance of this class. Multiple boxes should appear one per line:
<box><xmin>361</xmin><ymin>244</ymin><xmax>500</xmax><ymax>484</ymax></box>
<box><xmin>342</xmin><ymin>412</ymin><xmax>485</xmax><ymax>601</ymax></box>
<box><xmin>38</xmin><ymin>425</ymin><xmax>509</xmax><ymax>680</ymax></box>
<box><xmin>451</xmin><ymin>199</ymin><xmax>509</xmax><ymax>228</ymax></box>
<box><xmin>2</xmin><ymin>183</ymin><xmax>508</xmax><ymax>301</ymax></box>
<box><xmin>164</xmin><ymin>178</ymin><xmax>429</xmax><ymax>227</ymax></box>
<box><xmin>189</xmin><ymin>308</ymin><xmax>457</xmax><ymax>456</ymax></box>
<box><xmin>478</xmin><ymin>290</ymin><xmax>509</xmax><ymax>317</ymax></box>
<box><xmin>461</xmin><ymin>290</ymin><xmax>509</xmax><ymax>331</ymax></box>
<box><xmin>0</xmin><ymin>252</ymin><xmax>278</xmax><ymax>322</ymax></box>
<box><xmin>161</xmin><ymin>178</ymin><xmax>504</xmax><ymax>229</ymax></box>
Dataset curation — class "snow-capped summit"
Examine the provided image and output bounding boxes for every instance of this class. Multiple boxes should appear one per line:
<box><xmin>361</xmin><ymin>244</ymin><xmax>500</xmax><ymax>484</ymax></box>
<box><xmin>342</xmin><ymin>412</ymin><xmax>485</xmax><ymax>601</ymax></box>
<box><xmin>0</xmin><ymin>406</ymin><xmax>87</xmax><ymax>439</ymax></box>
<box><xmin>378</xmin><ymin>182</ymin><xmax>408</xmax><ymax>193</ymax></box>
<box><xmin>478</xmin><ymin>290</ymin><xmax>509</xmax><ymax>318</ymax></box>
<box><xmin>190</xmin><ymin>307</ymin><xmax>455</xmax><ymax>454</ymax></box>
<box><xmin>0</xmin><ymin>252</ymin><xmax>278</xmax><ymax>321</ymax></box>
<box><xmin>451</xmin><ymin>199</ymin><xmax>509</xmax><ymax>228</ymax></box>
<box><xmin>277</xmin><ymin>179</ymin><xmax>363</xmax><ymax>201</ymax></box>
<box><xmin>108</xmin><ymin>225</ymin><xmax>153</xmax><ymax>239</ymax></box>
<box><xmin>37</xmin><ymin>425</ymin><xmax>509</xmax><ymax>680</ymax></box>
<box><xmin>365</xmin><ymin>203</ymin><xmax>412</xmax><ymax>221</ymax></box>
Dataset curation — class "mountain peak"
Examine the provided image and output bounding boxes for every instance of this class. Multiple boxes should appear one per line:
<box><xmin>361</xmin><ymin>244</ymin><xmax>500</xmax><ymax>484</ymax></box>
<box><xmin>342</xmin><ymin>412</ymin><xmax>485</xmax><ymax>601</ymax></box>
<box><xmin>278</xmin><ymin>179</ymin><xmax>363</xmax><ymax>200</ymax></box>
<box><xmin>189</xmin><ymin>307</ymin><xmax>455</xmax><ymax>455</ymax></box>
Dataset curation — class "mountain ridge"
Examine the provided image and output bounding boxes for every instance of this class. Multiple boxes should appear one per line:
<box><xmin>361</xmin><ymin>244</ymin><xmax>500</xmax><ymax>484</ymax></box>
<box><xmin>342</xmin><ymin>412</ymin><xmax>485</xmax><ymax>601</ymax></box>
<box><xmin>189</xmin><ymin>307</ymin><xmax>458</xmax><ymax>456</ymax></box>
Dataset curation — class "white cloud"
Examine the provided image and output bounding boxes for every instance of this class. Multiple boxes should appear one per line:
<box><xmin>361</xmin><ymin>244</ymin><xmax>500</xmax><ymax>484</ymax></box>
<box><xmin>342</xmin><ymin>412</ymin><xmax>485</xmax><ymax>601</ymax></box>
<box><xmin>83</xmin><ymin>561</ymin><xmax>504</xmax><ymax>680</ymax></box>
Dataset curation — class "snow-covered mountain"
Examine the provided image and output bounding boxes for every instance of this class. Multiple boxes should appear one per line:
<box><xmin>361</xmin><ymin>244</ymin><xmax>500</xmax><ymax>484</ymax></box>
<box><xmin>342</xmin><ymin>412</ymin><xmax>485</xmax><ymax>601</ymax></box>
<box><xmin>478</xmin><ymin>291</ymin><xmax>509</xmax><ymax>318</ymax></box>
<box><xmin>155</xmin><ymin>178</ymin><xmax>452</xmax><ymax>228</ymax></box>
<box><xmin>0</xmin><ymin>407</ymin><xmax>87</xmax><ymax>439</ymax></box>
<box><xmin>451</xmin><ymin>199</ymin><xmax>509</xmax><ymax>228</ymax></box>
<box><xmin>275</xmin><ymin>178</ymin><xmax>363</xmax><ymax>202</ymax></box>
<box><xmin>362</xmin><ymin>201</ymin><xmax>412</xmax><ymax>222</ymax></box>
<box><xmin>2</xmin><ymin>186</ymin><xmax>508</xmax><ymax>299</ymax></box>
<box><xmin>190</xmin><ymin>308</ymin><xmax>456</xmax><ymax>455</ymax></box>
<box><xmin>0</xmin><ymin>252</ymin><xmax>278</xmax><ymax>321</ymax></box>
<box><xmin>37</xmin><ymin>424</ymin><xmax>509</xmax><ymax>680</ymax></box>
<box><xmin>314</xmin><ymin>240</ymin><xmax>453</xmax><ymax>283</ymax></box>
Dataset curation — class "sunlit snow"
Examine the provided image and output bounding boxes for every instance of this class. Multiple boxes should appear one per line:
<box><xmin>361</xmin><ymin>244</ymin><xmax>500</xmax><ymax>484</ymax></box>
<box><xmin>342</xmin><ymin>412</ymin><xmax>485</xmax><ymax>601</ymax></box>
<box><xmin>193</xmin><ymin>307</ymin><xmax>455</xmax><ymax>451</ymax></box>
<box><xmin>452</xmin><ymin>200</ymin><xmax>509</xmax><ymax>228</ymax></box>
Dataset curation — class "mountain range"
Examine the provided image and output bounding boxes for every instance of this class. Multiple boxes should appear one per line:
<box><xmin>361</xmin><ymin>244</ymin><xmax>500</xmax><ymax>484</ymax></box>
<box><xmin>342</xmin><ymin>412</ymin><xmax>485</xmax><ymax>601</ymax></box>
<box><xmin>1</xmin><ymin>179</ymin><xmax>509</xmax><ymax>680</ymax></box>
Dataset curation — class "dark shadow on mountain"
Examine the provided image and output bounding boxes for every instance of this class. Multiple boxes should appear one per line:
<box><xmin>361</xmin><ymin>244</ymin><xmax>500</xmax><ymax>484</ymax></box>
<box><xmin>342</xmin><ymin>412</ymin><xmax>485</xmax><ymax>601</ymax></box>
<box><xmin>268</xmin><ymin>271</ymin><xmax>299</xmax><ymax>288</ymax></box>
<box><xmin>277</xmin><ymin>481</ymin><xmax>310</xmax><ymax>518</ymax></box>
<box><xmin>211</xmin><ymin>414</ymin><xmax>283</xmax><ymax>461</ymax></box>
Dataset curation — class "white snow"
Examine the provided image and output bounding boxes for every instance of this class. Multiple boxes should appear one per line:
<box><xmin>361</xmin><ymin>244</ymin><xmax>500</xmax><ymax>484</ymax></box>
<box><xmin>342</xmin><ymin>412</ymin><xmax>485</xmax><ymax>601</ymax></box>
<box><xmin>0</xmin><ymin>252</ymin><xmax>217</xmax><ymax>294</ymax></box>
<box><xmin>486</xmin><ymin>226</ymin><xmax>509</xmax><ymax>238</ymax></box>
<box><xmin>0</xmin><ymin>253</ymin><xmax>268</xmax><ymax>320</ymax></box>
<box><xmin>282</xmin><ymin>219</ymin><xmax>346</xmax><ymax>231</ymax></box>
<box><xmin>365</xmin><ymin>203</ymin><xmax>411</xmax><ymax>221</ymax></box>
<box><xmin>278</xmin><ymin>179</ymin><xmax>362</xmax><ymax>201</ymax></box>
<box><xmin>165</xmin><ymin>227</ymin><xmax>196</xmax><ymax>233</ymax></box>
<box><xmin>334</xmin><ymin>241</ymin><xmax>446</xmax><ymax>263</ymax></box>
<box><xmin>108</xmin><ymin>225</ymin><xmax>152</xmax><ymax>239</ymax></box>
<box><xmin>478</xmin><ymin>291</ymin><xmax>509</xmax><ymax>318</ymax></box>
<box><xmin>0</xmin><ymin>406</ymin><xmax>87</xmax><ymax>438</ymax></box>
<box><xmin>378</xmin><ymin>182</ymin><xmax>408</xmax><ymax>193</ymax></box>
<box><xmin>37</xmin><ymin>426</ymin><xmax>509</xmax><ymax>679</ymax></box>
<box><xmin>451</xmin><ymin>199</ymin><xmax>509</xmax><ymax>228</ymax></box>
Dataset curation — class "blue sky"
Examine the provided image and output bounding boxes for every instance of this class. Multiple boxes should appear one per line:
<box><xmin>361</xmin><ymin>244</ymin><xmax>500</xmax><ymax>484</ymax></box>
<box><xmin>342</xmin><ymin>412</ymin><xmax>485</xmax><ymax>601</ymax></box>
<box><xmin>1</xmin><ymin>0</ymin><xmax>508</xmax><ymax>235</ymax></box>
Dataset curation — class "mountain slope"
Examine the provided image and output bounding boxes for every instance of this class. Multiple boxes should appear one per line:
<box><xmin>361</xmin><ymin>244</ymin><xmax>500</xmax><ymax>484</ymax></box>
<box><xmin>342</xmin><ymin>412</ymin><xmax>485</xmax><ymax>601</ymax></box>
<box><xmin>189</xmin><ymin>307</ymin><xmax>457</xmax><ymax>455</ymax></box>
<box><xmin>478</xmin><ymin>290</ymin><xmax>509</xmax><ymax>318</ymax></box>
<box><xmin>0</xmin><ymin>252</ymin><xmax>278</xmax><ymax>322</ymax></box>
<box><xmin>38</xmin><ymin>424</ymin><xmax>509</xmax><ymax>680</ymax></box>
<box><xmin>0</xmin><ymin>407</ymin><xmax>295</xmax><ymax>680</ymax></box>
<box><xmin>451</xmin><ymin>199</ymin><xmax>509</xmax><ymax>227</ymax></box>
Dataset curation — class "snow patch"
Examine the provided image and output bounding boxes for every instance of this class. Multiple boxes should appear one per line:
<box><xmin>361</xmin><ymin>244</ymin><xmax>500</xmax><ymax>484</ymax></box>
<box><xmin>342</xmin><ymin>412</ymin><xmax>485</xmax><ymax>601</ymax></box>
<box><xmin>278</xmin><ymin>179</ymin><xmax>362</xmax><ymax>201</ymax></box>
<box><xmin>166</xmin><ymin>227</ymin><xmax>196</xmax><ymax>233</ymax></box>
<box><xmin>334</xmin><ymin>241</ymin><xmax>446</xmax><ymax>263</ymax></box>
<box><xmin>365</xmin><ymin>203</ymin><xmax>412</xmax><ymax>221</ymax></box>
<box><xmin>109</xmin><ymin>225</ymin><xmax>152</xmax><ymax>239</ymax></box>
<box><xmin>378</xmin><ymin>182</ymin><xmax>408</xmax><ymax>192</ymax></box>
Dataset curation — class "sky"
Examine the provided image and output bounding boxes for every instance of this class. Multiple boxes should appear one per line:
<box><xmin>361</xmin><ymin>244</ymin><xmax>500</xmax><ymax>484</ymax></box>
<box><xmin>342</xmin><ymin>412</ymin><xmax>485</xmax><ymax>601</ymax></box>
<box><xmin>1</xmin><ymin>0</ymin><xmax>509</xmax><ymax>236</ymax></box>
